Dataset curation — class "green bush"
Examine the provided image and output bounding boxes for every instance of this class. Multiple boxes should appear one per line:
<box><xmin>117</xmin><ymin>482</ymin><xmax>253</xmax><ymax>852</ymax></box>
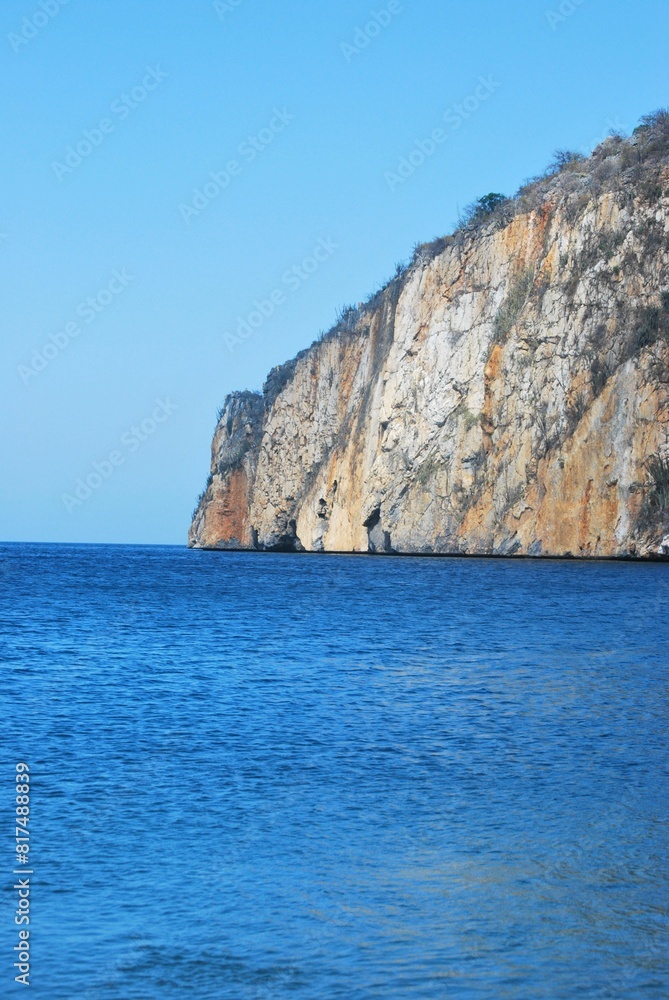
<box><xmin>454</xmin><ymin>403</ymin><xmax>481</xmax><ymax>429</ymax></box>
<box><xmin>493</xmin><ymin>268</ymin><xmax>534</xmax><ymax>343</ymax></box>
<box><xmin>459</xmin><ymin>192</ymin><xmax>508</xmax><ymax>228</ymax></box>
<box><xmin>646</xmin><ymin>453</ymin><xmax>669</xmax><ymax>511</ymax></box>
<box><xmin>632</xmin><ymin>291</ymin><xmax>669</xmax><ymax>352</ymax></box>
<box><xmin>415</xmin><ymin>451</ymin><xmax>442</xmax><ymax>486</ymax></box>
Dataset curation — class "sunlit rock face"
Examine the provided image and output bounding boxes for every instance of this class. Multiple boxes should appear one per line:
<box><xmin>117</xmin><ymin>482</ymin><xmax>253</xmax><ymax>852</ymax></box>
<box><xmin>189</xmin><ymin>128</ymin><xmax>669</xmax><ymax>558</ymax></box>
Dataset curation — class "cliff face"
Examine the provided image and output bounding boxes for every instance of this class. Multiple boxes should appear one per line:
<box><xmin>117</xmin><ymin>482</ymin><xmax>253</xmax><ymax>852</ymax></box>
<box><xmin>190</xmin><ymin>125</ymin><xmax>669</xmax><ymax>558</ymax></box>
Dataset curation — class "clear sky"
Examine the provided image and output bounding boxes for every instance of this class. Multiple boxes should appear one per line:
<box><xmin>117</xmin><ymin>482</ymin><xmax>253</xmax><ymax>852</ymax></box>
<box><xmin>2</xmin><ymin>0</ymin><xmax>667</xmax><ymax>544</ymax></box>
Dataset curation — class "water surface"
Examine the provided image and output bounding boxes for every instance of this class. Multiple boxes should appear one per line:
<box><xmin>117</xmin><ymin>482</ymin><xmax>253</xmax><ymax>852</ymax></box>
<box><xmin>1</xmin><ymin>544</ymin><xmax>667</xmax><ymax>998</ymax></box>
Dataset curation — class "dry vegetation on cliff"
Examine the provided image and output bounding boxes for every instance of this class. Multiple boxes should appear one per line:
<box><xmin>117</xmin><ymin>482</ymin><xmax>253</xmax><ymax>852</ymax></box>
<box><xmin>262</xmin><ymin>111</ymin><xmax>669</xmax><ymax>382</ymax></box>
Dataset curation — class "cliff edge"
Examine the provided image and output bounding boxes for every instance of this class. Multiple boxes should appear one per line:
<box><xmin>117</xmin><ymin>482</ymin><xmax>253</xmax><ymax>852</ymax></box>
<box><xmin>190</xmin><ymin>116</ymin><xmax>669</xmax><ymax>558</ymax></box>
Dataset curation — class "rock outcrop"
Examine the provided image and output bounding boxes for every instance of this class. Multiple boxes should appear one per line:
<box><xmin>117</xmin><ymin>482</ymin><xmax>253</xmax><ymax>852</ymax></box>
<box><xmin>189</xmin><ymin>119</ymin><xmax>669</xmax><ymax>558</ymax></box>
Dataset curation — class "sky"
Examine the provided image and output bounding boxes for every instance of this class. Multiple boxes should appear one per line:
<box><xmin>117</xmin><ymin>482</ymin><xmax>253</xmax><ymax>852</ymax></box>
<box><xmin>1</xmin><ymin>0</ymin><xmax>667</xmax><ymax>545</ymax></box>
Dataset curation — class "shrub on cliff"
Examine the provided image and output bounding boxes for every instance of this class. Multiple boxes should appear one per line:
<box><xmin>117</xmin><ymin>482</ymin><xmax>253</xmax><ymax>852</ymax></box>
<box><xmin>493</xmin><ymin>267</ymin><xmax>534</xmax><ymax>343</ymax></box>
<box><xmin>191</xmin><ymin>473</ymin><xmax>213</xmax><ymax>520</ymax></box>
<box><xmin>458</xmin><ymin>192</ymin><xmax>509</xmax><ymax>229</ymax></box>
<box><xmin>634</xmin><ymin>108</ymin><xmax>669</xmax><ymax>134</ymax></box>
<box><xmin>411</xmin><ymin>236</ymin><xmax>454</xmax><ymax>266</ymax></box>
<box><xmin>548</xmin><ymin>149</ymin><xmax>587</xmax><ymax>174</ymax></box>
<box><xmin>646</xmin><ymin>454</ymin><xmax>669</xmax><ymax>512</ymax></box>
<box><xmin>634</xmin><ymin>108</ymin><xmax>669</xmax><ymax>161</ymax></box>
<box><xmin>631</xmin><ymin>291</ymin><xmax>669</xmax><ymax>353</ymax></box>
<box><xmin>336</xmin><ymin>304</ymin><xmax>358</xmax><ymax>332</ymax></box>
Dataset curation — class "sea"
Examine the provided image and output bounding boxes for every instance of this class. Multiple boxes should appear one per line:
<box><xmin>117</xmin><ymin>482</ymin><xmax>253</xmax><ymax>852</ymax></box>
<box><xmin>1</xmin><ymin>542</ymin><xmax>668</xmax><ymax>998</ymax></box>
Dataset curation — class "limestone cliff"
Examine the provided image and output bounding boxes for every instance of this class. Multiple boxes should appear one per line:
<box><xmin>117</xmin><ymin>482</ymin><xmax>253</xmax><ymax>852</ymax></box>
<box><xmin>190</xmin><ymin>118</ymin><xmax>669</xmax><ymax>558</ymax></box>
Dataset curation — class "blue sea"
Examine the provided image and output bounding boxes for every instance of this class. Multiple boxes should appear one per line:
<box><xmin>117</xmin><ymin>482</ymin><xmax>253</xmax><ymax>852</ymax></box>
<box><xmin>1</xmin><ymin>543</ymin><xmax>668</xmax><ymax>998</ymax></box>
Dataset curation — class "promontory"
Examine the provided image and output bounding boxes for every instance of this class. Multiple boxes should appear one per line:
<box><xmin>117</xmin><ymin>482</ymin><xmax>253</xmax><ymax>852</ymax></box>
<box><xmin>190</xmin><ymin>114</ymin><xmax>669</xmax><ymax>558</ymax></box>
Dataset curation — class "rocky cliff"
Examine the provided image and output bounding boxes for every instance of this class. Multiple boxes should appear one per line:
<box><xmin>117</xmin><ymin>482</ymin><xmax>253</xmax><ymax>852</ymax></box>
<box><xmin>190</xmin><ymin>117</ymin><xmax>669</xmax><ymax>558</ymax></box>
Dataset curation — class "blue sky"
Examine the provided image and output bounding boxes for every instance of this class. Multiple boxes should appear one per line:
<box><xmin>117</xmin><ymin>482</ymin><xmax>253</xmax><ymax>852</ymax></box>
<box><xmin>2</xmin><ymin>0</ymin><xmax>667</xmax><ymax>544</ymax></box>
